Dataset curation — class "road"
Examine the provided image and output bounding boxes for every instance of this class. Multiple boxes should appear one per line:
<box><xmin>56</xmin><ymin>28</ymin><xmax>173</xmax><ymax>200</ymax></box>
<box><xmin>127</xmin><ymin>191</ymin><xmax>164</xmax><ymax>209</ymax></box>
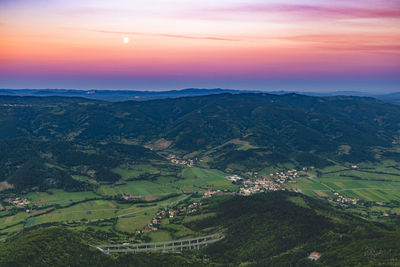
<box><xmin>96</xmin><ymin>233</ymin><xmax>224</xmax><ymax>254</ymax></box>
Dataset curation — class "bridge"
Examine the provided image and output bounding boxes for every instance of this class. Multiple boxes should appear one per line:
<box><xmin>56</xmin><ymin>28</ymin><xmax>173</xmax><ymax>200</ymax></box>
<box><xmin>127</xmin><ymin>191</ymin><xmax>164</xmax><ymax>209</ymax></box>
<box><xmin>95</xmin><ymin>233</ymin><xmax>224</xmax><ymax>254</ymax></box>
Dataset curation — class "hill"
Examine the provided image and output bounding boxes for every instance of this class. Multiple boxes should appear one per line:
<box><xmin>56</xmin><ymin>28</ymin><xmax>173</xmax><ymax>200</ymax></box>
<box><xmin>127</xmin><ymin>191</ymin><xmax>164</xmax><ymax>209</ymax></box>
<box><xmin>0</xmin><ymin>138</ymin><xmax>165</xmax><ymax>191</ymax></box>
<box><xmin>1</xmin><ymin>93</ymin><xmax>400</xmax><ymax>191</ymax></box>
<box><xmin>1</xmin><ymin>93</ymin><xmax>400</xmax><ymax>172</ymax></box>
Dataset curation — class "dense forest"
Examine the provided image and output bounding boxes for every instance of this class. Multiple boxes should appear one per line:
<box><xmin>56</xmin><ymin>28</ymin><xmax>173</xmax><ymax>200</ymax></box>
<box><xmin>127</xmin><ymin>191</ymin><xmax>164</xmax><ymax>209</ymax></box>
<box><xmin>0</xmin><ymin>138</ymin><xmax>166</xmax><ymax>191</ymax></box>
<box><xmin>1</xmin><ymin>93</ymin><xmax>400</xmax><ymax>191</ymax></box>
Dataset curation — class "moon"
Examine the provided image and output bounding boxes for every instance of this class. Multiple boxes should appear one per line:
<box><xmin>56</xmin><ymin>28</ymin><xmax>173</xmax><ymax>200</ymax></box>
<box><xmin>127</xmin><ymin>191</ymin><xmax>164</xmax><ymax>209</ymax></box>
<box><xmin>123</xmin><ymin>37</ymin><xmax>130</xmax><ymax>44</ymax></box>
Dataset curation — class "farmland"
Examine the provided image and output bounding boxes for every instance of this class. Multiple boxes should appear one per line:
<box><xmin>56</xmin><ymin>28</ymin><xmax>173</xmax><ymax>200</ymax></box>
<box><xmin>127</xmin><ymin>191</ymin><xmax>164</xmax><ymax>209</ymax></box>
<box><xmin>0</xmin><ymin>166</ymin><xmax>235</xmax><ymax>238</ymax></box>
<box><xmin>287</xmin><ymin>161</ymin><xmax>400</xmax><ymax>218</ymax></box>
<box><xmin>1</xmin><ymin>159</ymin><xmax>400</xmax><ymax>240</ymax></box>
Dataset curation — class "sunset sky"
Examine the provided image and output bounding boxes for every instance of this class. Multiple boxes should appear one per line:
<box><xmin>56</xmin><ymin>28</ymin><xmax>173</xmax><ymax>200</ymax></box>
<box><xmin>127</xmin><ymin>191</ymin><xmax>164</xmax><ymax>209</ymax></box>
<box><xmin>1</xmin><ymin>0</ymin><xmax>399</xmax><ymax>91</ymax></box>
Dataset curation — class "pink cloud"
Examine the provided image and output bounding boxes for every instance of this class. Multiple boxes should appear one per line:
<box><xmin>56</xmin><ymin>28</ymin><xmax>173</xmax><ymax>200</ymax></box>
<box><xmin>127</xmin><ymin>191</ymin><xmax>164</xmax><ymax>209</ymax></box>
<box><xmin>206</xmin><ymin>3</ymin><xmax>400</xmax><ymax>20</ymax></box>
<box><xmin>276</xmin><ymin>34</ymin><xmax>400</xmax><ymax>53</ymax></box>
<box><xmin>91</xmin><ymin>29</ymin><xmax>241</xmax><ymax>42</ymax></box>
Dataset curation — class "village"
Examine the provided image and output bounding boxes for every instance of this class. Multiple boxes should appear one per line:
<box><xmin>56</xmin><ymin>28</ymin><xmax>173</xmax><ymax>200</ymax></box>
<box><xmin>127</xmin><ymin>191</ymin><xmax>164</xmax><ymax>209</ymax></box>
<box><xmin>1</xmin><ymin>197</ymin><xmax>32</xmax><ymax>213</ymax></box>
<box><xmin>2</xmin><ymin>197</ymin><xmax>31</xmax><ymax>208</ymax></box>
<box><xmin>136</xmin><ymin>200</ymin><xmax>202</xmax><ymax>234</ymax></box>
<box><xmin>167</xmin><ymin>154</ymin><xmax>194</xmax><ymax>167</ymax></box>
<box><xmin>225</xmin><ymin>169</ymin><xmax>299</xmax><ymax>196</ymax></box>
<box><xmin>331</xmin><ymin>192</ymin><xmax>359</xmax><ymax>205</ymax></box>
<box><xmin>225</xmin><ymin>169</ymin><xmax>361</xmax><ymax>207</ymax></box>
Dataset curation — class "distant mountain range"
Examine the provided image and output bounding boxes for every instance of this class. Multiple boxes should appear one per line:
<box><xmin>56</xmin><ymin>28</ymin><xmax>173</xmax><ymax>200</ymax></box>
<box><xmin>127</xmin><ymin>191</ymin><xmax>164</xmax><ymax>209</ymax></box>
<box><xmin>1</xmin><ymin>88</ymin><xmax>400</xmax><ymax>104</ymax></box>
<box><xmin>0</xmin><ymin>88</ymin><xmax>257</xmax><ymax>102</ymax></box>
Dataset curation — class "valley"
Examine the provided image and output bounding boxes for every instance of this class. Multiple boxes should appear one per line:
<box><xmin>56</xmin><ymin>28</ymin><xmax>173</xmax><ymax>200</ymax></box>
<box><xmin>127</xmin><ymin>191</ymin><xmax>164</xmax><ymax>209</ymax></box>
<box><xmin>1</xmin><ymin>93</ymin><xmax>400</xmax><ymax>265</ymax></box>
<box><xmin>1</xmin><ymin>157</ymin><xmax>400</xmax><ymax>242</ymax></box>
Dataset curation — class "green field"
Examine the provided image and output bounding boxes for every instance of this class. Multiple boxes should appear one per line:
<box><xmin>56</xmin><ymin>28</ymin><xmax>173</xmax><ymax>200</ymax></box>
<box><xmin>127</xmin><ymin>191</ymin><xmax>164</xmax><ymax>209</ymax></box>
<box><xmin>98</xmin><ymin>180</ymin><xmax>181</xmax><ymax>198</ymax></box>
<box><xmin>179</xmin><ymin>167</ymin><xmax>239</xmax><ymax>190</ymax></box>
<box><xmin>27</xmin><ymin>190</ymin><xmax>98</xmax><ymax>207</ymax></box>
<box><xmin>25</xmin><ymin>200</ymin><xmax>121</xmax><ymax>226</ymax></box>
<box><xmin>293</xmin><ymin>162</ymin><xmax>400</xmax><ymax>203</ymax></box>
<box><xmin>0</xmin><ymin>192</ymin><xmax>188</xmax><ymax>237</ymax></box>
<box><xmin>145</xmin><ymin>230</ymin><xmax>172</xmax><ymax>242</ymax></box>
<box><xmin>115</xmin><ymin>212</ymin><xmax>156</xmax><ymax>233</ymax></box>
<box><xmin>2</xmin><ymin>161</ymin><xmax>400</xmax><ymax>239</ymax></box>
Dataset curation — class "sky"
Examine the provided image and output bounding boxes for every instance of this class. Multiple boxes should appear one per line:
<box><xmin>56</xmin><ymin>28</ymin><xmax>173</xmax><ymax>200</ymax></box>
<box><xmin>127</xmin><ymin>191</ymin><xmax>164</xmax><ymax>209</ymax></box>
<box><xmin>0</xmin><ymin>0</ymin><xmax>399</xmax><ymax>92</ymax></box>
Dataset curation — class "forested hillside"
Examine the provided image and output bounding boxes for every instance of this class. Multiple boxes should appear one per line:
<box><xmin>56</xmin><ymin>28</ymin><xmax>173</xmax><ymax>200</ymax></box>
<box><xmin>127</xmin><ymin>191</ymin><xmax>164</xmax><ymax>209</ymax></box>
<box><xmin>1</xmin><ymin>93</ymin><xmax>400</xmax><ymax>187</ymax></box>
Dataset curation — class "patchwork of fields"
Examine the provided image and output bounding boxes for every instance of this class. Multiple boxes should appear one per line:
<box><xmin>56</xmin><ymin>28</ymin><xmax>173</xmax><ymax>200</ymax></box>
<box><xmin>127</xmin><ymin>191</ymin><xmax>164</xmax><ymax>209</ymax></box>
<box><xmin>2</xmin><ymin>162</ymin><xmax>400</xmax><ymax>239</ymax></box>
<box><xmin>0</xmin><ymin>166</ymin><xmax>234</xmax><ymax>238</ymax></box>
<box><xmin>292</xmin><ymin>161</ymin><xmax>400</xmax><ymax>203</ymax></box>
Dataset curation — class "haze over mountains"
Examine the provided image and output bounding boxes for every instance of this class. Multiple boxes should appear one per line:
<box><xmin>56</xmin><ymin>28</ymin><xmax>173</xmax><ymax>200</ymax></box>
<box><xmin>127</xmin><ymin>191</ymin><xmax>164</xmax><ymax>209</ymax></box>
<box><xmin>1</xmin><ymin>88</ymin><xmax>400</xmax><ymax>104</ymax></box>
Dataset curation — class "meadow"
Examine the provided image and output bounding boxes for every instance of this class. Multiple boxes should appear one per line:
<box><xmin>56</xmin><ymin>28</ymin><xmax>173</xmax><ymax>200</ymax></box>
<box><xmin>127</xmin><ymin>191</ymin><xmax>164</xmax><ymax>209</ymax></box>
<box><xmin>179</xmin><ymin>167</ymin><xmax>239</xmax><ymax>190</ymax></box>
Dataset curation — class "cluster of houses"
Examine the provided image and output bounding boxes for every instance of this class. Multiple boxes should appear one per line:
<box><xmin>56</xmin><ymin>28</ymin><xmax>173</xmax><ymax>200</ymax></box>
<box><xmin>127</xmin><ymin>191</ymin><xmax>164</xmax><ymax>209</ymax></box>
<box><xmin>245</xmin><ymin>171</ymin><xmax>259</xmax><ymax>177</ymax></box>
<box><xmin>220</xmin><ymin>169</ymin><xmax>301</xmax><ymax>197</ymax></box>
<box><xmin>225</xmin><ymin>169</ymin><xmax>299</xmax><ymax>196</ymax></box>
<box><xmin>3</xmin><ymin>197</ymin><xmax>31</xmax><ymax>208</ymax></box>
<box><xmin>239</xmin><ymin>179</ymin><xmax>283</xmax><ymax>196</ymax></box>
<box><xmin>270</xmin><ymin>169</ymin><xmax>299</xmax><ymax>184</ymax></box>
<box><xmin>202</xmin><ymin>189</ymin><xmax>228</xmax><ymax>198</ymax></box>
<box><xmin>167</xmin><ymin>201</ymin><xmax>202</xmax><ymax>218</ymax></box>
<box><xmin>137</xmin><ymin>215</ymin><xmax>161</xmax><ymax>234</ymax></box>
<box><xmin>167</xmin><ymin>154</ymin><xmax>194</xmax><ymax>167</ymax></box>
<box><xmin>136</xmin><ymin>201</ymin><xmax>202</xmax><ymax>234</ymax></box>
<box><xmin>331</xmin><ymin>192</ymin><xmax>358</xmax><ymax>205</ymax></box>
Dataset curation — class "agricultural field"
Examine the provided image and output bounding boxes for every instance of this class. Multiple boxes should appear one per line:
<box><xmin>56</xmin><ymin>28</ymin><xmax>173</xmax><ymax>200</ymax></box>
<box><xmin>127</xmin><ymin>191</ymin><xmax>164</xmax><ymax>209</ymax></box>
<box><xmin>0</xmin><ymin>165</ymin><xmax>238</xmax><ymax>238</ymax></box>
<box><xmin>179</xmin><ymin>167</ymin><xmax>239</xmax><ymax>191</ymax></box>
<box><xmin>2</xmin><ymin>159</ymin><xmax>400</xmax><ymax>240</ymax></box>
<box><xmin>26</xmin><ymin>200</ymin><xmax>122</xmax><ymax>226</ymax></box>
<box><xmin>0</xmin><ymin>190</ymin><xmax>188</xmax><ymax>238</ymax></box>
<box><xmin>26</xmin><ymin>190</ymin><xmax>98</xmax><ymax>207</ymax></box>
<box><xmin>115</xmin><ymin>212</ymin><xmax>155</xmax><ymax>233</ymax></box>
<box><xmin>291</xmin><ymin>161</ymin><xmax>400</xmax><ymax>202</ymax></box>
<box><xmin>144</xmin><ymin>230</ymin><xmax>172</xmax><ymax>242</ymax></box>
<box><xmin>97</xmin><ymin>180</ymin><xmax>181</xmax><ymax>198</ymax></box>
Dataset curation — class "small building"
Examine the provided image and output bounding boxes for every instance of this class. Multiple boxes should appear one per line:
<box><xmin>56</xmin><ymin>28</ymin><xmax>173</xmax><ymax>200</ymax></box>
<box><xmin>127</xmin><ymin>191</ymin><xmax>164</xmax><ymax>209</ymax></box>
<box><xmin>308</xmin><ymin>252</ymin><xmax>322</xmax><ymax>261</ymax></box>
